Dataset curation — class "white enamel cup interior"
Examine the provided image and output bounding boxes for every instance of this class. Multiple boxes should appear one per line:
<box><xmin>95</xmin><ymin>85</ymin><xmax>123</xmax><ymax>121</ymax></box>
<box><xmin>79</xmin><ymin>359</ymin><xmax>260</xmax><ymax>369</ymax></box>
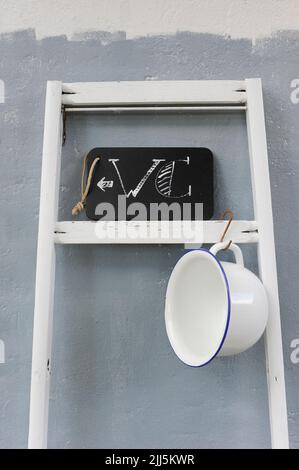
<box><xmin>165</xmin><ymin>249</ymin><xmax>230</xmax><ymax>367</ymax></box>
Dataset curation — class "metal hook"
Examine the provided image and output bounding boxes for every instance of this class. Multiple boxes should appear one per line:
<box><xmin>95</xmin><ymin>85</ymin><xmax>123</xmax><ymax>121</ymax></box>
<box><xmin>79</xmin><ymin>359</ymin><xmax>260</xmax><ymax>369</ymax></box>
<box><xmin>220</xmin><ymin>209</ymin><xmax>234</xmax><ymax>250</ymax></box>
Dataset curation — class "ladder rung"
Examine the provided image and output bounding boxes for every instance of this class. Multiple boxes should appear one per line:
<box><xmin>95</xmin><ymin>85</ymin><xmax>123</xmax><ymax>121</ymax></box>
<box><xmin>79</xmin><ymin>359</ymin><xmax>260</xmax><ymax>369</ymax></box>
<box><xmin>54</xmin><ymin>220</ymin><xmax>258</xmax><ymax>245</ymax></box>
<box><xmin>62</xmin><ymin>80</ymin><xmax>247</xmax><ymax>107</ymax></box>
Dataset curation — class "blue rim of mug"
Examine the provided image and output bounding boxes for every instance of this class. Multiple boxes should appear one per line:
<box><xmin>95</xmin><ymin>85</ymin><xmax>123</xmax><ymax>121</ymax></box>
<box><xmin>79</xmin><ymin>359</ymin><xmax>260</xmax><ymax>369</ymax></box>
<box><xmin>184</xmin><ymin>248</ymin><xmax>231</xmax><ymax>368</ymax></box>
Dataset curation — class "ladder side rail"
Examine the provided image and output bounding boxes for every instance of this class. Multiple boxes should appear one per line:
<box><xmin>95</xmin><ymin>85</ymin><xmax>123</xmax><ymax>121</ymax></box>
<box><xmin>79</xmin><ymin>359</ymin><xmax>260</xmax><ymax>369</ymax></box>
<box><xmin>28</xmin><ymin>81</ymin><xmax>63</xmax><ymax>449</ymax></box>
<box><xmin>245</xmin><ymin>78</ymin><xmax>289</xmax><ymax>449</ymax></box>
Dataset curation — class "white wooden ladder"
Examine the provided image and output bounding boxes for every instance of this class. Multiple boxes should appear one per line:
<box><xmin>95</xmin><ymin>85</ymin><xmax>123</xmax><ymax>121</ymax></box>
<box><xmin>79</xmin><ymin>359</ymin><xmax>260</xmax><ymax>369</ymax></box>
<box><xmin>28</xmin><ymin>79</ymin><xmax>289</xmax><ymax>449</ymax></box>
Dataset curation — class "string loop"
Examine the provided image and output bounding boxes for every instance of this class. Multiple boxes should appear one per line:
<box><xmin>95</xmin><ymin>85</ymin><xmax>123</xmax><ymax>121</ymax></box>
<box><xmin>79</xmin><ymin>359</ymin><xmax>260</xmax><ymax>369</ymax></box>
<box><xmin>72</xmin><ymin>154</ymin><xmax>100</xmax><ymax>216</ymax></box>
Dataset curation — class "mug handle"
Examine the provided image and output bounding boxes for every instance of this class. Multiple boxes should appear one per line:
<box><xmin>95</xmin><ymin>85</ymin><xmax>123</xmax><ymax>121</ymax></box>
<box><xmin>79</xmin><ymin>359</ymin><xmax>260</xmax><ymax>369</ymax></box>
<box><xmin>210</xmin><ymin>242</ymin><xmax>244</xmax><ymax>267</ymax></box>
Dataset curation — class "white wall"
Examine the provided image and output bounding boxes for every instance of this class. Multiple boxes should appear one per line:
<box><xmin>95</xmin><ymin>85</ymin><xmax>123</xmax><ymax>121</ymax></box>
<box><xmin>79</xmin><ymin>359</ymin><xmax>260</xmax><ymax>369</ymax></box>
<box><xmin>0</xmin><ymin>0</ymin><xmax>299</xmax><ymax>41</ymax></box>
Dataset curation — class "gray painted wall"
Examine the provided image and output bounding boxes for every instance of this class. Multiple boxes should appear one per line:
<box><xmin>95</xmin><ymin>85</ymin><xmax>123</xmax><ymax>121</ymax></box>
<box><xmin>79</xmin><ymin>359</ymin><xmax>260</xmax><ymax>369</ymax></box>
<box><xmin>0</xmin><ymin>29</ymin><xmax>298</xmax><ymax>449</ymax></box>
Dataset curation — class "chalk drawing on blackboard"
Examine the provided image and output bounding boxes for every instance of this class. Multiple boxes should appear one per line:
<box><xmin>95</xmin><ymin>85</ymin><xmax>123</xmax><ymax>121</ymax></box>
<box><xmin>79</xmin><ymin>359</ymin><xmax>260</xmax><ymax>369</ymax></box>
<box><xmin>109</xmin><ymin>158</ymin><xmax>165</xmax><ymax>198</ymax></box>
<box><xmin>155</xmin><ymin>157</ymin><xmax>191</xmax><ymax>198</ymax></box>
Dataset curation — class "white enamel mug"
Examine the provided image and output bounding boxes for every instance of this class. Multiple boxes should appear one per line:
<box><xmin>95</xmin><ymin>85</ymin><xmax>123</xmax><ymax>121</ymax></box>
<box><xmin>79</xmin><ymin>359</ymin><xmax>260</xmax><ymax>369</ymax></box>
<box><xmin>165</xmin><ymin>242</ymin><xmax>268</xmax><ymax>367</ymax></box>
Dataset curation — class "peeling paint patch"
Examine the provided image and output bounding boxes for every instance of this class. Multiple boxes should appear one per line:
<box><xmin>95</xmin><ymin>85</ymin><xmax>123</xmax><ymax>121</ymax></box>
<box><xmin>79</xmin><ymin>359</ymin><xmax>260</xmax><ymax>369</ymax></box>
<box><xmin>0</xmin><ymin>339</ymin><xmax>5</xmax><ymax>364</ymax></box>
<box><xmin>145</xmin><ymin>75</ymin><xmax>159</xmax><ymax>81</ymax></box>
<box><xmin>72</xmin><ymin>30</ymin><xmax>126</xmax><ymax>45</ymax></box>
<box><xmin>0</xmin><ymin>80</ymin><xmax>4</xmax><ymax>103</ymax></box>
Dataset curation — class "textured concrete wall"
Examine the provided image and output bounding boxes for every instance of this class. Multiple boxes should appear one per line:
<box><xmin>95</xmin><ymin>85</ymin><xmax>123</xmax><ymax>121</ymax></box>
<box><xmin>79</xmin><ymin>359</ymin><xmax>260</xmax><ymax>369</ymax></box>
<box><xmin>0</xmin><ymin>13</ymin><xmax>299</xmax><ymax>449</ymax></box>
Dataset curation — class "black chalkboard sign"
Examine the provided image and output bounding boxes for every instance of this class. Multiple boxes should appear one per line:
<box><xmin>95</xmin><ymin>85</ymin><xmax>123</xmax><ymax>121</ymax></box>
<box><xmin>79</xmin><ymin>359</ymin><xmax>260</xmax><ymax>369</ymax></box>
<box><xmin>84</xmin><ymin>148</ymin><xmax>213</xmax><ymax>220</ymax></box>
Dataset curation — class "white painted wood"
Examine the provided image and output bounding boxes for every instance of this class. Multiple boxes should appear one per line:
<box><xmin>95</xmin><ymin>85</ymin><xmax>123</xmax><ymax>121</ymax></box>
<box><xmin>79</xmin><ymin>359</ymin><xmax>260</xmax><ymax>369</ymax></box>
<box><xmin>62</xmin><ymin>80</ymin><xmax>246</xmax><ymax>107</ymax></box>
<box><xmin>28</xmin><ymin>81</ymin><xmax>63</xmax><ymax>449</ymax></box>
<box><xmin>245</xmin><ymin>78</ymin><xmax>289</xmax><ymax>449</ymax></box>
<box><xmin>54</xmin><ymin>220</ymin><xmax>258</xmax><ymax>245</ymax></box>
